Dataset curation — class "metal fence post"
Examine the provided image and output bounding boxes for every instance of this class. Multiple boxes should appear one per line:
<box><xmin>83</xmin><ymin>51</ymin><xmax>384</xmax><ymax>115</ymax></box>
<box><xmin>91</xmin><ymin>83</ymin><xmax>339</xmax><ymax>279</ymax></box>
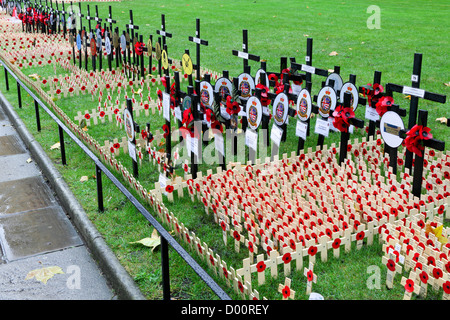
<box><xmin>4</xmin><ymin>67</ymin><xmax>9</xmax><ymax>91</ymax></box>
<box><xmin>34</xmin><ymin>99</ymin><xmax>41</xmax><ymax>131</ymax></box>
<box><xmin>161</xmin><ymin>237</ymin><xmax>171</xmax><ymax>300</ymax></box>
<box><xmin>17</xmin><ymin>81</ymin><xmax>22</xmax><ymax>108</ymax></box>
<box><xmin>96</xmin><ymin>164</ymin><xmax>104</xmax><ymax>212</ymax></box>
<box><xmin>58</xmin><ymin>125</ymin><xmax>67</xmax><ymax>165</ymax></box>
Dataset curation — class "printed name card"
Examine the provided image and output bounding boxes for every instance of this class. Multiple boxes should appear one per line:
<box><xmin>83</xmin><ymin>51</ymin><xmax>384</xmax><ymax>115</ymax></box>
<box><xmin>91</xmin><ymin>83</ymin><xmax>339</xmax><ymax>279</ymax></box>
<box><xmin>246</xmin><ymin>129</ymin><xmax>258</xmax><ymax>151</ymax></box>
<box><xmin>271</xmin><ymin>124</ymin><xmax>283</xmax><ymax>146</ymax></box>
<box><xmin>163</xmin><ymin>92</ymin><xmax>170</xmax><ymax>121</ymax></box>
<box><xmin>296</xmin><ymin>120</ymin><xmax>308</xmax><ymax>140</ymax></box>
<box><xmin>314</xmin><ymin>118</ymin><xmax>330</xmax><ymax>137</ymax></box>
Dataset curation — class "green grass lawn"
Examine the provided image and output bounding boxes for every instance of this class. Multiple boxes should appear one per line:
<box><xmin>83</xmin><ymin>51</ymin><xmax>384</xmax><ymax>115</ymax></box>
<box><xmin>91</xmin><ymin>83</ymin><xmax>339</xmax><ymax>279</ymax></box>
<box><xmin>0</xmin><ymin>0</ymin><xmax>449</xmax><ymax>300</ymax></box>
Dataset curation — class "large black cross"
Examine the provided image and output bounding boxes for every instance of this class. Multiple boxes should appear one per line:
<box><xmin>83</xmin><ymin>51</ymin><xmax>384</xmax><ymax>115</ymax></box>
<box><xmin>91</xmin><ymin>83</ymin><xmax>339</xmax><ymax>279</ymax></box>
<box><xmin>156</xmin><ymin>14</ymin><xmax>172</xmax><ymax>56</ymax></box>
<box><xmin>125</xmin><ymin>10</ymin><xmax>139</xmax><ymax>65</ymax></box>
<box><xmin>105</xmin><ymin>5</ymin><xmax>116</xmax><ymax>39</ymax></box>
<box><xmin>188</xmin><ymin>18</ymin><xmax>208</xmax><ymax>81</ymax></box>
<box><xmin>232</xmin><ymin>29</ymin><xmax>260</xmax><ymax>74</ymax></box>
<box><xmin>94</xmin><ymin>5</ymin><xmax>102</xmax><ymax>28</ymax></box>
<box><xmin>386</xmin><ymin>53</ymin><xmax>447</xmax><ymax>171</ymax></box>
<box><xmin>85</xmin><ymin>4</ymin><xmax>92</xmax><ymax>31</ymax></box>
<box><xmin>398</xmin><ymin>110</ymin><xmax>445</xmax><ymax>198</ymax></box>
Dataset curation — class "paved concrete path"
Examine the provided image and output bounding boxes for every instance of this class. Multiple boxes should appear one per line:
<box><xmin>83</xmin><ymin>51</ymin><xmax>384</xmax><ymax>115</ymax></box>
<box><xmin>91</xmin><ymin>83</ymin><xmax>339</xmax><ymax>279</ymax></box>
<box><xmin>0</xmin><ymin>102</ymin><xmax>116</xmax><ymax>299</ymax></box>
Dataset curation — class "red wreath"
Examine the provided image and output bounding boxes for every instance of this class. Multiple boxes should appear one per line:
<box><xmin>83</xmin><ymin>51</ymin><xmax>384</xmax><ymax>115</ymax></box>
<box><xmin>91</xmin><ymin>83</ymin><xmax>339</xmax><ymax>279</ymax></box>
<box><xmin>134</xmin><ymin>41</ymin><xmax>144</xmax><ymax>56</ymax></box>
<box><xmin>375</xmin><ymin>96</ymin><xmax>394</xmax><ymax>117</ymax></box>
<box><xmin>332</xmin><ymin>104</ymin><xmax>355</xmax><ymax>133</ymax></box>
<box><xmin>361</xmin><ymin>83</ymin><xmax>384</xmax><ymax>107</ymax></box>
<box><xmin>225</xmin><ymin>95</ymin><xmax>241</xmax><ymax>115</ymax></box>
<box><xmin>404</xmin><ymin>124</ymin><xmax>433</xmax><ymax>157</ymax></box>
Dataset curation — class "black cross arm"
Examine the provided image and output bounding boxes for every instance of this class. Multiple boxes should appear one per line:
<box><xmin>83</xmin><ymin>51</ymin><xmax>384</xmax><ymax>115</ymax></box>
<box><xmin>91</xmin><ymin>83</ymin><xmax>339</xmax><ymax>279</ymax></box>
<box><xmin>156</xmin><ymin>29</ymin><xmax>171</xmax><ymax>37</ymax></box>
<box><xmin>290</xmin><ymin>61</ymin><xmax>328</xmax><ymax>77</ymax></box>
<box><xmin>232</xmin><ymin>50</ymin><xmax>260</xmax><ymax>62</ymax></box>
<box><xmin>188</xmin><ymin>36</ymin><xmax>208</xmax><ymax>46</ymax></box>
<box><xmin>386</xmin><ymin>83</ymin><xmax>447</xmax><ymax>104</ymax></box>
<box><xmin>399</xmin><ymin>129</ymin><xmax>445</xmax><ymax>151</ymax></box>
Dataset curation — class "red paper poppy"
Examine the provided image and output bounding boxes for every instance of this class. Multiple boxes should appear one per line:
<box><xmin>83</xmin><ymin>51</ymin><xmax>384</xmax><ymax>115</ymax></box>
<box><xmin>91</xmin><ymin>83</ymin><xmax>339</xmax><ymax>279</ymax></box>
<box><xmin>308</xmin><ymin>246</ymin><xmax>317</xmax><ymax>256</ymax></box>
<box><xmin>443</xmin><ymin>281</ymin><xmax>450</xmax><ymax>295</ymax></box>
<box><xmin>162</xmin><ymin>124</ymin><xmax>169</xmax><ymax>138</ymax></box>
<box><xmin>281</xmin><ymin>285</ymin><xmax>291</xmax><ymax>299</ymax></box>
<box><xmin>386</xmin><ymin>259</ymin><xmax>396</xmax><ymax>272</ymax></box>
<box><xmin>433</xmin><ymin>267</ymin><xmax>443</xmax><ymax>279</ymax></box>
<box><xmin>375</xmin><ymin>96</ymin><xmax>394</xmax><ymax>117</ymax></box>
<box><xmin>404</xmin><ymin>279</ymin><xmax>415</xmax><ymax>293</ymax></box>
<box><xmin>404</xmin><ymin>124</ymin><xmax>433</xmax><ymax>157</ymax></box>
<box><xmin>256</xmin><ymin>261</ymin><xmax>266</xmax><ymax>272</ymax></box>
<box><xmin>306</xmin><ymin>270</ymin><xmax>314</xmax><ymax>282</ymax></box>
<box><xmin>356</xmin><ymin>231</ymin><xmax>365</xmax><ymax>241</ymax></box>
<box><xmin>282</xmin><ymin>252</ymin><xmax>292</xmax><ymax>264</ymax></box>
<box><xmin>332</xmin><ymin>238</ymin><xmax>341</xmax><ymax>249</ymax></box>
<box><xmin>225</xmin><ymin>96</ymin><xmax>241</xmax><ymax>115</ymax></box>
<box><xmin>233</xmin><ymin>230</ymin><xmax>241</xmax><ymax>242</ymax></box>
<box><xmin>165</xmin><ymin>185</ymin><xmax>174</xmax><ymax>193</ymax></box>
<box><xmin>419</xmin><ymin>271</ymin><xmax>428</xmax><ymax>284</ymax></box>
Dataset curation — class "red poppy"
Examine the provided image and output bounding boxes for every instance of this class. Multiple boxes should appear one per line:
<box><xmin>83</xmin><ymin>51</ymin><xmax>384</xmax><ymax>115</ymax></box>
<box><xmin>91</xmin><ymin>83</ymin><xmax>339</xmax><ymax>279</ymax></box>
<box><xmin>332</xmin><ymin>104</ymin><xmax>354</xmax><ymax>133</ymax></box>
<box><xmin>225</xmin><ymin>96</ymin><xmax>241</xmax><ymax>115</ymax></box>
<box><xmin>233</xmin><ymin>230</ymin><xmax>241</xmax><ymax>242</ymax></box>
<box><xmin>386</xmin><ymin>259</ymin><xmax>396</xmax><ymax>272</ymax></box>
<box><xmin>404</xmin><ymin>124</ymin><xmax>433</xmax><ymax>157</ymax></box>
<box><xmin>433</xmin><ymin>267</ymin><xmax>443</xmax><ymax>279</ymax></box>
<box><xmin>134</xmin><ymin>42</ymin><xmax>144</xmax><ymax>56</ymax></box>
<box><xmin>375</xmin><ymin>96</ymin><xmax>394</xmax><ymax>117</ymax></box>
<box><xmin>308</xmin><ymin>246</ymin><xmax>317</xmax><ymax>256</ymax></box>
<box><xmin>162</xmin><ymin>124</ymin><xmax>169</xmax><ymax>138</ymax></box>
<box><xmin>281</xmin><ymin>285</ymin><xmax>291</xmax><ymax>299</ymax></box>
<box><xmin>404</xmin><ymin>279</ymin><xmax>415</xmax><ymax>293</ymax></box>
<box><xmin>306</xmin><ymin>270</ymin><xmax>314</xmax><ymax>282</ymax></box>
<box><xmin>419</xmin><ymin>271</ymin><xmax>428</xmax><ymax>284</ymax></box>
<box><xmin>443</xmin><ymin>281</ymin><xmax>450</xmax><ymax>295</ymax></box>
<box><xmin>332</xmin><ymin>238</ymin><xmax>341</xmax><ymax>249</ymax></box>
<box><xmin>165</xmin><ymin>185</ymin><xmax>174</xmax><ymax>193</ymax></box>
<box><xmin>282</xmin><ymin>252</ymin><xmax>292</xmax><ymax>264</ymax></box>
<box><xmin>356</xmin><ymin>231</ymin><xmax>365</xmax><ymax>241</ymax></box>
<box><xmin>256</xmin><ymin>261</ymin><xmax>266</xmax><ymax>272</ymax></box>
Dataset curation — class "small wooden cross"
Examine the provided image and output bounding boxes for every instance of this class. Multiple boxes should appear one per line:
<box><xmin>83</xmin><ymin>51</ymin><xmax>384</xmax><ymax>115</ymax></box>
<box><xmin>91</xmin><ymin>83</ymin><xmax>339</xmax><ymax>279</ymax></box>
<box><xmin>400</xmin><ymin>271</ymin><xmax>420</xmax><ymax>300</ymax></box>
<box><xmin>303</xmin><ymin>262</ymin><xmax>317</xmax><ymax>295</ymax></box>
<box><xmin>278</xmin><ymin>277</ymin><xmax>295</xmax><ymax>300</ymax></box>
<box><xmin>382</xmin><ymin>252</ymin><xmax>403</xmax><ymax>289</ymax></box>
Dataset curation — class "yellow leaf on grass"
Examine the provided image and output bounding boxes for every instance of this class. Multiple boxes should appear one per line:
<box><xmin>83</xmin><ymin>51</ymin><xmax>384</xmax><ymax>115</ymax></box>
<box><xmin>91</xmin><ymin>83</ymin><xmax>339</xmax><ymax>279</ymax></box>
<box><xmin>444</xmin><ymin>82</ymin><xmax>450</xmax><ymax>87</ymax></box>
<box><xmin>129</xmin><ymin>229</ymin><xmax>161</xmax><ymax>252</ymax></box>
<box><xmin>50</xmin><ymin>142</ymin><xmax>60</xmax><ymax>150</ymax></box>
<box><xmin>80</xmin><ymin>176</ymin><xmax>89</xmax><ymax>182</ymax></box>
<box><xmin>329</xmin><ymin>51</ymin><xmax>338</xmax><ymax>56</ymax></box>
<box><xmin>25</xmin><ymin>266</ymin><xmax>64</xmax><ymax>284</ymax></box>
<box><xmin>436</xmin><ymin>117</ymin><xmax>447</xmax><ymax>124</ymax></box>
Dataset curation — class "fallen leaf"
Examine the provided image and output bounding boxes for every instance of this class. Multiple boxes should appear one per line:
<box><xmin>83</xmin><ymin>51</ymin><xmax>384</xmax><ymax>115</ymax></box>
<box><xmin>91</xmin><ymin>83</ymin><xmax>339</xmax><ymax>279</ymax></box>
<box><xmin>50</xmin><ymin>142</ymin><xmax>60</xmax><ymax>150</ymax></box>
<box><xmin>444</xmin><ymin>82</ymin><xmax>450</xmax><ymax>87</ymax></box>
<box><xmin>303</xmin><ymin>34</ymin><xmax>309</xmax><ymax>37</ymax></box>
<box><xmin>25</xmin><ymin>266</ymin><xmax>64</xmax><ymax>284</ymax></box>
<box><xmin>129</xmin><ymin>229</ymin><xmax>161</xmax><ymax>252</ymax></box>
<box><xmin>26</xmin><ymin>158</ymin><xmax>33</xmax><ymax>163</ymax></box>
<box><xmin>436</xmin><ymin>117</ymin><xmax>447</xmax><ymax>124</ymax></box>
<box><xmin>329</xmin><ymin>51</ymin><xmax>338</xmax><ymax>56</ymax></box>
<box><xmin>403</xmin><ymin>95</ymin><xmax>411</xmax><ymax>100</ymax></box>
<box><xmin>80</xmin><ymin>176</ymin><xmax>89</xmax><ymax>182</ymax></box>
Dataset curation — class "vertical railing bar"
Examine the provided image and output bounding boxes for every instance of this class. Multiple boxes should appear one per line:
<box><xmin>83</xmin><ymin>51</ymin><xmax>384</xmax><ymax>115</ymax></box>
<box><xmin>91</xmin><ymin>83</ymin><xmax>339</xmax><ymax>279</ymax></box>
<box><xmin>17</xmin><ymin>80</ymin><xmax>22</xmax><ymax>108</ymax></box>
<box><xmin>58</xmin><ymin>125</ymin><xmax>67</xmax><ymax>165</ymax></box>
<box><xmin>96</xmin><ymin>164</ymin><xmax>104</xmax><ymax>212</ymax></box>
<box><xmin>34</xmin><ymin>99</ymin><xmax>41</xmax><ymax>131</ymax></box>
<box><xmin>4</xmin><ymin>66</ymin><xmax>9</xmax><ymax>91</ymax></box>
<box><xmin>160</xmin><ymin>237</ymin><xmax>171</xmax><ymax>300</ymax></box>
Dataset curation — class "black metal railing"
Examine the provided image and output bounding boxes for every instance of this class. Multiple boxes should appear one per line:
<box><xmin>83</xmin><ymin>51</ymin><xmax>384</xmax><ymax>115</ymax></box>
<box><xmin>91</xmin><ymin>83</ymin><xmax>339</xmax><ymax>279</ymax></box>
<box><xmin>0</xmin><ymin>58</ymin><xmax>231</xmax><ymax>301</ymax></box>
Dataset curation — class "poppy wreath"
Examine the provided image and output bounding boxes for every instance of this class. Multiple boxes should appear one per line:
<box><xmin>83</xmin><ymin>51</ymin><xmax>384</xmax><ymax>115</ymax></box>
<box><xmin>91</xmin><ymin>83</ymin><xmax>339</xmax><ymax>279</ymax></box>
<box><xmin>225</xmin><ymin>95</ymin><xmax>241</xmax><ymax>115</ymax></box>
<box><xmin>332</xmin><ymin>104</ymin><xmax>355</xmax><ymax>133</ymax></box>
<box><xmin>375</xmin><ymin>96</ymin><xmax>395</xmax><ymax>117</ymax></box>
<box><xmin>361</xmin><ymin>83</ymin><xmax>384</xmax><ymax>107</ymax></box>
<box><xmin>404</xmin><ymin>124</ymin><xmax>433</xmax><ymax>157</ymax></box>
<box><xmin>134</xmin><ymin>41</ymin><xmax>144</xmax><ymax>56</ymax></box>
<box><xmin>255</xmin><ymin>83</ymin><xmax>271</xmax><ymax>106</ymax></box>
